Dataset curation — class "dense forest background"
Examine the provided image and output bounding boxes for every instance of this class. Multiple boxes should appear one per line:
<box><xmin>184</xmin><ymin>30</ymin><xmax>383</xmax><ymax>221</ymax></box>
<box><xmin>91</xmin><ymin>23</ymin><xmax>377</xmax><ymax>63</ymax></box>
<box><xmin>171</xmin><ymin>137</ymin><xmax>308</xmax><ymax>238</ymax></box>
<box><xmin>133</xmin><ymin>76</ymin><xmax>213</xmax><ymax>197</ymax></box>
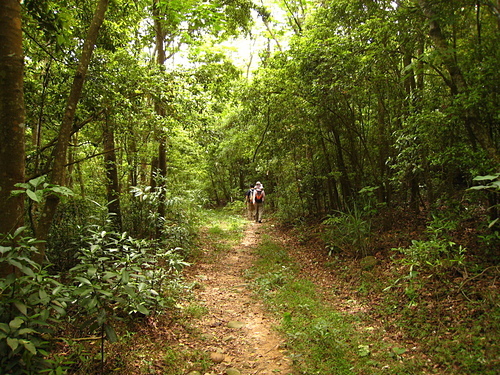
<box><xmin>0</xmin><ymin>0</ymin><xmax>499</xmax><ymax>373</ymax></box>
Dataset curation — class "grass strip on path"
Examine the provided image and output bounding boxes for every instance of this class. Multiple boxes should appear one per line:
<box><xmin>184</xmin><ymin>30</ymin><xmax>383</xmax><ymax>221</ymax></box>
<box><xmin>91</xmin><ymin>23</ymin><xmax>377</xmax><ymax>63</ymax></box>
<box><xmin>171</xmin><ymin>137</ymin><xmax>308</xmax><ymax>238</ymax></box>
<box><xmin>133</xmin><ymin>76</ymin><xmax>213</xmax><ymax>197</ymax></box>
<box><xmin>248</xmin><ymin>234</ymin><xmax>356</xmax><ymax>375</ymax></box>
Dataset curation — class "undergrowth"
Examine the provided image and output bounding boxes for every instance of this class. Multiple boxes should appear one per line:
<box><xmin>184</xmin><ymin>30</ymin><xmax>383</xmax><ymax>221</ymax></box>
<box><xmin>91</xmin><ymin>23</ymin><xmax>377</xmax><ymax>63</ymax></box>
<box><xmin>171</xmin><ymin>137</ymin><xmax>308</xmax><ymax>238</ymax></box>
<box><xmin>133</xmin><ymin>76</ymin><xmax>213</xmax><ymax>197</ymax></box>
<box><xmin>274</xmin><ymin>203</ymin><xmax>500</xmax><ymax>375</ymax></box>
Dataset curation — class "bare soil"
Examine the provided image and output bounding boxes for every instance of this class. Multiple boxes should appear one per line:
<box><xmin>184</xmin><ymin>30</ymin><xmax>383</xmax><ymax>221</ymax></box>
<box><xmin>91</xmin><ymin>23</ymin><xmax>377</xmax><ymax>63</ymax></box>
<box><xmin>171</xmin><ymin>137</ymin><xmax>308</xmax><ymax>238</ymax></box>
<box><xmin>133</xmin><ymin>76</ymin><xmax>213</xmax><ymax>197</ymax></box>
<box><xmin>183</xmin><ymin>222</ymin><xmax>293</xmax><ymax>375</ymax></box>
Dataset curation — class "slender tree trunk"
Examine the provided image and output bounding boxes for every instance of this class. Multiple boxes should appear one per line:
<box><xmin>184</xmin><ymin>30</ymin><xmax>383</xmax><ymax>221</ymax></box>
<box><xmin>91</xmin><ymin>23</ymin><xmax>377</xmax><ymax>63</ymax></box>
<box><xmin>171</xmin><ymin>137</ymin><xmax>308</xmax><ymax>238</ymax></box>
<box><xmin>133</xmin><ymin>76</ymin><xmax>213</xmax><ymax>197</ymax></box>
<box><xmin>153</xmin><ymin>0</ymin><xmax>168</xmax><ymax>237</ymax></box>
<box><xmin>36</xmin><ymin>0</ymin><xmax>109</xmax><ymax>263</ymax></box>
<box><xmin>150</xmin><ymin>157</ymin><xmax>158</xmax><ymax>188</ymax></box>
<box><xmin>416</xmin><ymin>38</ymin><xmax>425</xmax><ymax>94</ymax></box>
<box><xmin>33</xmin><ymin>60</ymin><xmax>52</xmax><ymax>176</ymax></box>
<box><xmin>327</xmin><ymin>120</ymin><xmax>352</xmax><ymax>208</ymax></box>
<box><xmin>67</xmin><ymin>134</ymin><xmax>76</xmax><ymax>189</ymax></box>
<box><xmin>128</xmin><ymin>125</ymin><xmax>138</xmax><ymax>187</ymax></box>
<box><xmin>210</xmin><ymin>173</ymin><xmax>221</xmax><ymax>206</ymax></box>
<box><xmin>319</xmin><ymin>132</ymin><xmax>340</xmax><ymax>211</ymax></box>
<box><xmin>376</xmin><ymin>93</ymin><xmax>391</xmax><ymax>203</ymax></box>
<box><xmin>0</xmin><ymin>0</ymin><xmax>25</xmax><ymax>276</ymax></box>
<box><xmin>103</xmin><ymin>111</ymin><xmax>122</xmax><ymax>231</ymax></box>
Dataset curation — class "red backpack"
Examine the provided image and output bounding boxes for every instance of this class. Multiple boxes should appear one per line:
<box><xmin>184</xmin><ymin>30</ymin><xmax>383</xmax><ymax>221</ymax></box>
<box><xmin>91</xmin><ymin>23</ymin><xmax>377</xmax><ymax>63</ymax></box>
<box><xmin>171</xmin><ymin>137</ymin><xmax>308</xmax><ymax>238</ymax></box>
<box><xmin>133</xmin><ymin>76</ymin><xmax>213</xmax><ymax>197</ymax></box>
<box><xmin>255</xmin><ymin>190</ymin><xmax>263</xmax><ymax>203</ymax></box>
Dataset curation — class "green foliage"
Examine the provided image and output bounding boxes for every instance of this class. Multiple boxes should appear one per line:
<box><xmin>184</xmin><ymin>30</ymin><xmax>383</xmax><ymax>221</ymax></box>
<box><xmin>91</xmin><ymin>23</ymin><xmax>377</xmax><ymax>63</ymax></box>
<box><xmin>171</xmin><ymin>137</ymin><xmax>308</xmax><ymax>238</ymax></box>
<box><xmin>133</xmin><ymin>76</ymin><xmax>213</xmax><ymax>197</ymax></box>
<box><xmin>322</xmin><ymin>208</ymin><xmax>372</xmax><ymax>257</ymax></box>
<box><xmin>63</xmin><ymin>214</ymin><xmax>190</xmax><ymax>371</ymax></box>
<box><xmin>0</xmin><ymin>228</ymin><xmax>70</xmax><ymax>374</ymax></box>
<box><xmin>12</xmin><ymin>176</ymin><xmax>73</xmax><ymax>204</ymax></box>
<box><xmin>0</xmin><ymin>199</ymin><xmax>193</xmax><ymax>373</ymax></box>
<box><xmin>395</xmin><ymin>238</ymin><xmax>466</xmax><ymax>270</ymax></box>
<box><xmin>274</xmin><ymin>182</ymin><xmax>309</xmax><ymax>224</ymax></box>
<box><xmin>392</xmin><ymin>214</ymin><xmax>466</xmax><ymax>272</ymax></box>
<box><xmin>10</xmin><ymin>0</ymin><xmax>500</xmax><ymax>371</ymax></box>
<box><xmin>127</xmin><ymin>185</ymin><xmax>198</xmax><ymax>250</ymax></box>
<box><xmin>470</xmin><ymin>173</ymin><xmax>500</xmax><ymax>193</ymax></box>
<box><xmin>221</xmin><ymin>199</ymin><xmax>246</xmax><ymax>216</ymax></box>
<box><xmin>46</xmin><ymin>199</ymin><xmax>92</xmax><ymax>272</ymax></box>
<box><xmin>358</xmin><ymin>186</ymin><xmax>386</xmax><ymax>216</ymax></box>
<box><xmin>70</xmin><ymin>225</ymin><xmax>188</xmax><ymax>324</ymax></box>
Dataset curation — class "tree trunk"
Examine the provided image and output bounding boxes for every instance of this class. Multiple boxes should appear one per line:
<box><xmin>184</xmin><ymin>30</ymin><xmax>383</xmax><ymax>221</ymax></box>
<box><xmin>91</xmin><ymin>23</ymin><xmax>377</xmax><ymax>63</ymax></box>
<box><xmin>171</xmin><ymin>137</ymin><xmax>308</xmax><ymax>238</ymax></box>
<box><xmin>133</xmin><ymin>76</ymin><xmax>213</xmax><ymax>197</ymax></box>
<box><xmin>35</xmin><ymin>0</ymin><xmax>109</xmax><ymax>263</ymax></box>
<box><xmin>103</xmin><ymin>111</ymin><xmax>122</xmax><ymax>231</ymax></box>
<box><xmin>0</xmin><ymin>0</ymin><xmax>25</xmax><ymax>276</ymax></box>
<box><xmin>319</xmin><ymin>132</ymin><xmax>340</xmax><ymax>211</ymax></box>
<box><xmin>153</xmin><ymin>0</ymin><xmax>168</xmax><ymax>237</ymax></box>
<box><xmin>327</xmin><ymin>120</ymin><xmax>352</xmax><ymax>209</ymax></box>
<box><xmin>33</xmin><ymin>60</ymin><xmax>52</xmax><ymax>176</ymax></box>
<box><xmin>157</xmin><ymin>140</ymin><xmax>167</xmax><ymax>217</ymax></box>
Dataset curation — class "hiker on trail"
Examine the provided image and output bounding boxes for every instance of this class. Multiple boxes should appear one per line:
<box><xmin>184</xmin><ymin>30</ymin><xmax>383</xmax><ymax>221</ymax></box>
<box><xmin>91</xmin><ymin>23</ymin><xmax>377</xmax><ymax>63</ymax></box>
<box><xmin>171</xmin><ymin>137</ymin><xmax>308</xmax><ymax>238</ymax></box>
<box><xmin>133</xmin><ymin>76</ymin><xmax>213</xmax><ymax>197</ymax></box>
<box><xmin>254</xmin><ymin>181</ymin><xmax>265</xmax><ymax>223</ymax></box>
<box><xmin>245</xmin><ymin>184</ymin><xmax>255</xmax><ymax>220</ymax></box>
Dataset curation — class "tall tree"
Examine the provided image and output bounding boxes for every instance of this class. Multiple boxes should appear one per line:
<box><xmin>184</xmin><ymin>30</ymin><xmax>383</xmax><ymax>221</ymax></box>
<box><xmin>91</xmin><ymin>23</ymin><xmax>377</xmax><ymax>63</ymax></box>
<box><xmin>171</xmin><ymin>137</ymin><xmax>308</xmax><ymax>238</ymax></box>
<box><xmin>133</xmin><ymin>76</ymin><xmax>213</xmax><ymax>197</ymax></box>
<box><xmin>36</xmin><ymin>0</ymin><xmax>109</xmax><ymax>262</ymax></box>
<box><xmin>0</xmin><ymin>0</ymin><xmax>26</xmax><ymax>275</ymax></box>
<box><xmin>153</xmin><ymin>0</ymin><xmax>168</xmax><ymax>235</ymax></box>
<box><xmin>102</xmin><ymin>110</ymin><xmax>122</xmax><ymax>231</ymax></box>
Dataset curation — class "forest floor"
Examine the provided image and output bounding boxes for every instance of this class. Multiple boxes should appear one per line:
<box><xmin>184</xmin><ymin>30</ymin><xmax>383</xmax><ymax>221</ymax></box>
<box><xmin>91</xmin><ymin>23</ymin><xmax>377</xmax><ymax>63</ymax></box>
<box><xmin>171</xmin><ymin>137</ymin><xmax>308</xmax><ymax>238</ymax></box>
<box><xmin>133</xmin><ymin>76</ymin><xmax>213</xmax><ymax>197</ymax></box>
<box><xmin>108</xmin><ymin>211</ymin><xmax>499</xmax><ymax>375</ymax></box>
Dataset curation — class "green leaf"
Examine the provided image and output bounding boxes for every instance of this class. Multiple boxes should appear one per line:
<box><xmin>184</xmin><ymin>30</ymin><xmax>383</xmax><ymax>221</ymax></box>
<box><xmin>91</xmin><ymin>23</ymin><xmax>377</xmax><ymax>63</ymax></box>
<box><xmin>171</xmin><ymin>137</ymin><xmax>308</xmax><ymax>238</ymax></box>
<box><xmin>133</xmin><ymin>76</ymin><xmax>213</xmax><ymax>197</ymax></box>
<box><xmin>468</xmin><ymin>186</ymin><xmax>488</xmax><ymax>190</ymax></box>
<box><xmin>26</xmin><ymin>189</ymin><xmax>41</xmax><ymax>203</ymax></box>
<box><xmin>104</xmin><ymin>323</ymin><xmax>118</xmax><ymax>343</ymax></box>
<box><xmin>75</xmin><ymin>276</ymin><xmax>92</xmax><ymax>285</ymax></box>
<box><xmin>52</xmin><ymin>285</ymin><xmax>63</xmax><ymax>295</ymax></box>
<box><xmin>103</xmin><ymin>271</ymin><xmax>117</xmax><ymax>281</ymax></box>
<box><xmin>75</xmin><ymin>287</ymin><xmax>93</xmax><ymax>297</ymax></box>
<box><xmin>136</xmin><ymin>304</ymin><xmax>149</xmax><ymax>315</ymax></box>
<box><xmin>50</xmin><ymin>185</ymin><xmax>74</xmax><ymax>196</ymax></box>
<box><xmin>473</xmin><ymin>174</ymin><xmax>500</xmax><ymax>181</ymax></box>
<box><xmin>18</xmin><ymin>328</ymin><xmax>36</xmax><ymax>335</ymax></box>
<box><xmin>488</xmin><ymin>218</ymin><xmax>499</xmax><ymax>228</ymax></box>
<box><xmin>18</xmin><ymin>263</ymin><xmax>35</xmax><ymax>277</ymax></box>
<box><xmin>29</xmin><ymin>176</ymin><xmax>46</xmax><ymax>188</ymax></box>
<box><xmin>87</xmin><ymin>267</ymin><xmax>97</xmax><ymax>277</ymax></box>
<box><xmin>39</xmin><ymin>289</ymin><xmax>49</xmax><ymax>303</ymax></box>
<box><xmin>121</xmin><ymin>270</ymin><xmax>130</xmax><ymax>284</ymax></box>
<box><xmin>51</xmin><ymin>304</ymin><xmax>66</xmax><ymax>316</ymax></box>
<box><xmin>97</xmin><ymin>289</ymin><xmax>113</xmax><ymax>297</ymax></box>
<box><xmin>10</xmin><ymin>189</ymin><xmax>26</xmax><ymax>196</ymax></box>
<box><xmin>9</xmin><ymin>317</ymin><xmax>24</xmax><ymax>330</ymax></box>
<box><xmin>8</xmin><ymin>259</ymin><xmax>23</xmax><ymax>270</ymax></box>
<box><xmin>22</xmin><ymin>340</ymin><xmax>37</xmax><ymax>354</ymax></box>
<box><xmin>0</xmin><ymin>245</ymin><xmax>11</xmax><ymax>254</ymax></box>
<box><xmin>0</xmin><ymin>323</ymin><xmax>10</xmax><ymax>333</ymax></box>
<box><xmin>14</xmin><ymin>182</ymin><xmax>31</xmax><ymax>189</ymax></box>
<box><xmin>14</xmin><ymin>302</ymin><xmax>28</xmax><ymax>316</ymax></box>
<box><xmin>87</xmin><ymin>297</ymin><xmax>98</xmax><ymax>310</ymax></box>
<box><xmin>13</xmin><ymin>226</ymin><xmax>26</xmax><ymax>238</ymax></box>
<box><xmin>7</xmin><ymin>337</ymin><xmax>19</xmax><ymax>351</ymax></box>
<box><xmin>392</xmin><ymin>347</ymin><xmax>407</xmax><ymax>355</ymax></box>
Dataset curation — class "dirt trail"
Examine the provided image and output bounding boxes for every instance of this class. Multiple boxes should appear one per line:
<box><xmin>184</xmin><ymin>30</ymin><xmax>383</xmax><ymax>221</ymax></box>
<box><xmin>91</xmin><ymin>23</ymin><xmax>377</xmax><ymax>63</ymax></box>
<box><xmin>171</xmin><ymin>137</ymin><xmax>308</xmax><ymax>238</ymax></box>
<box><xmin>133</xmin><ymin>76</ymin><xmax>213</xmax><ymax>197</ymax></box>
<box><xmin>184</xmin><ymin>222</ymin><xmax>293</xmax><ymax>375</ymax></box>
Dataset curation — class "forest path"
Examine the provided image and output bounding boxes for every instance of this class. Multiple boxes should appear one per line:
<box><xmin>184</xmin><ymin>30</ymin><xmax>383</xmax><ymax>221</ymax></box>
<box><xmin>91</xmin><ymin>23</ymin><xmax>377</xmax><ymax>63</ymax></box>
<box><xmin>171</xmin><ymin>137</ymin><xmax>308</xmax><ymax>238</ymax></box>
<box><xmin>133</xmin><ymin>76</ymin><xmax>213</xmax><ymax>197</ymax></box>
<box><xmin>183</xmin><ymin>221</ymin><xmax>293</xmax><ymax>375</ymax></box>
